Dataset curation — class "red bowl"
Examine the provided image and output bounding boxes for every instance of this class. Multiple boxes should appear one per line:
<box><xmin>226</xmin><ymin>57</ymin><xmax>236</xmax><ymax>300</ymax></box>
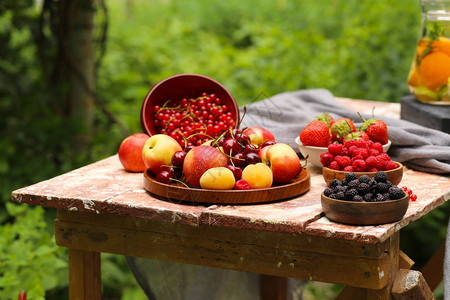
<box><xmin>140</xmin><ymin>74</ymin><xmax>239</xmax><ymax>135</ymax></box>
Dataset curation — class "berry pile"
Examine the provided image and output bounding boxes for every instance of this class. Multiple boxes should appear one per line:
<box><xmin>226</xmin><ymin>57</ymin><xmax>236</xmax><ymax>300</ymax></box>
<box><xmin>152</xmin><ymin>92</ymin><xmax>236</xmax><ymax>149</ymax></box>
<box><xmin>323</xmin><ymin>171</ymin><xmax>406</xmax><ymax>202</ymax></box>
<box><xmin>320</xmin><ymin>139</ymin><xmax>398</xmax><ymax>172</ymax></box>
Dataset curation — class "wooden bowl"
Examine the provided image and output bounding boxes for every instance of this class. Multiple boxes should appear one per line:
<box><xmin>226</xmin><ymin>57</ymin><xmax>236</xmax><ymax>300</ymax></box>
<box><xmin>140</xmin><ymin>73</ymin><xmax>239</xmax><ymax>135</ymax></box>
<box><xmin>323</xmin><ymin>161</ymin><xmax>404</xmax><ymax>186</ymax></box>
<box><xmin>321</xmin><ymin>193</ymin><xmax>409</xmax><ymax>225</ymax></box>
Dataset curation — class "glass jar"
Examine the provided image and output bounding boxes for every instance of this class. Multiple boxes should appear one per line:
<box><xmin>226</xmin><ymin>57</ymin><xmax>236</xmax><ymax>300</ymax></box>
<box><xmin>407</xmin><ymin>0</ymin><xmax>450</xmax><ymax>104</ymax></box>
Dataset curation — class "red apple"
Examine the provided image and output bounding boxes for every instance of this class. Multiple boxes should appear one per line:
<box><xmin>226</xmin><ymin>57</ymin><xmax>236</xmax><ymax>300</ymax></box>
<box><xmin>118</xmin><ymin>133</ymin><xmax>151</xmax><ymax>172</ymax></box>
<box><xmin>259</xmin><ymin>143</ymin><xmax>301</xmax><ymax>183</ymax></box>
<box><xmin>244</xmin><ymin>126</ymin><xmax>276</xmax><ymax>146</ymax></box>
<box><xmin>183</xmin><ymin>145</ymin><xmax>228</xmax><ymax>187</ymax></box>
<box><xmin>142</xmin><ymin>134</ymin><xmax>183</xmax><ymax>175</ymax></box>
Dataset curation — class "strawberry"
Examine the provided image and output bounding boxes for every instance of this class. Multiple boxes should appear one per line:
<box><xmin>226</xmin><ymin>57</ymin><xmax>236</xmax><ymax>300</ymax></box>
<box><xmin>343</xmin><ymin>131</ymin><xmax>370</xmax><ymax>143</ymax></box>
<box><xmin>358</xmin><ymin>111</ymin><xmax>389</xmax><ymax>145</ymax></box>
<box><xmin>300</xmin><ymin>120</ymin><xmax>331</xmax><ymax>147</ymax></box>
<box><xmin>330</xmin><ymin>118</ymin><xmax>356</xmax><ymax>143</ymax></box>
<box><xmin>315</xmin><ymin>112</ymin><xmax>334</xmax><ymax>128</ymax></box>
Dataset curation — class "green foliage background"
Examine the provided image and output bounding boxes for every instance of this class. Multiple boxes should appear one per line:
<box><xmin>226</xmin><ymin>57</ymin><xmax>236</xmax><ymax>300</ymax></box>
<box><xmin>0</xmin><ymin>0</ymin><xmax>448</xmax><ymax>299</ymax></box>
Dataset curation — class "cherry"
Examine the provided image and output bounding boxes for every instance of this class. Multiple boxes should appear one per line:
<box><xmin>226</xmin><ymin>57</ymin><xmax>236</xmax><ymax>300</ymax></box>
<box><xmin>184</xmin><ymin>145</ymin><xmax>195</xmax><ymax>153</ymax></box>
<box><xmin>156</xmin><ymin>170</ymin><xmax>173</xmax><ymax>184</ymax></box>
<box><xmin>235</xmin><ymin>133</ymin><xmax>251</xmax><ymax>146</ymax></box>
<box><xmin>245</xmin><ymin>152</ymin><xmax>262</xmax><ymax>165</ymax></box>
<box><xmin>242</xmin><ymin>144</ymin><xmax>259</xmax><ymax>155</ymax></box>
<box><xmin>226</xmin><ymin>128</ymin><xmax>242</xmax><ymax>139</ymax></box>
<box><xmin>234</xmin><ymin>179</ymin><xmax>251</xmax><ymax>190</ymax></box>
<box><xmin>226</xmin><ymin>165</ymin><xmax>242</xmax><ymax>180</ymax></box>
<box><xmin>261</xmin><ymin>140</ymin><xmax>276</xmax><ymax>148</ymax></box>
<box><xmin>172</xmin><ymin>151</ymin><xmax>187</xmax><ymax>166</ymax></box>
<box><xmin>231</xmin><ymin>152</ymin><xmax>246</xmax><ymax>167</ymax></box>
<box><xmin>222</xmin><ymin>138</ymin><xmax>241</xmax><ymax>156</ymax></box>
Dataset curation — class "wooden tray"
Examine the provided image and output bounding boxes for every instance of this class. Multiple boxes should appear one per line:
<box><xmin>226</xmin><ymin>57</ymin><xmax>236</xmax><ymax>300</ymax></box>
<box><xmin>143</xmin><ymin>169</ymin><xmax>311</xmax><ymax>204</ymax></box>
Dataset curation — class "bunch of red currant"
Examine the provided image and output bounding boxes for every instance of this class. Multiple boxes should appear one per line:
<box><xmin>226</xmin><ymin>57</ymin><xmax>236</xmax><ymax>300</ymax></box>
<box><xmin>401</xmin><ymin>186</ymin><xmax>417</xmax><ymax>201</ymax></box>
<box><xmin>152</xmin><ymin>92</ymin><xmax>235</xmax><ymax>149</ymax></box>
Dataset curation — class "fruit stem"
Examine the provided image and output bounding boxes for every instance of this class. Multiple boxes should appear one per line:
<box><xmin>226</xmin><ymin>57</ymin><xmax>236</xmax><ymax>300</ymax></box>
<box><xmin>237</xmin><ymin>106</ymin><xmax>247</xmax><ymax>129</ymax></box>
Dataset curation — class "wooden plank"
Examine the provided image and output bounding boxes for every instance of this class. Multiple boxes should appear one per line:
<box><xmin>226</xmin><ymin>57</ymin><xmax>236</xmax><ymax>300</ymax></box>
<box><xmin>392</xmin><ymin>269</ymin><xmax>435</xmax><ymax>300</ymax></box>
<box><xmin>69</xmin><ymin>249</ymin><xmax>101</xmax><ymax>300</ymax></box>
<box><xmin>399</xmin><ymin>251</ymin><xmax>414</xmax><ymax>270</ymax></box>
<box><xmin>56</xmin><ymin>210</ymin><xmax>390</xmax><ymax>260</ymax></box>
<box><xmin>260</xmin><ymin>275</ymin><xmax>288</xmax><ymax>300</ymax></box>
<box><xmin>421</xmin><ymin>242</ymin><xmax>445</xmax><ymax>291</ymax></box>
<box><xmin>55</xmin><ymin>218</ymin><xmax>392</xmax><ymax>289</ymax></box>
<box><xmin>335</xmin><ymin>286</ymin><xmax>366</xmax><ymax>299</ymax></box>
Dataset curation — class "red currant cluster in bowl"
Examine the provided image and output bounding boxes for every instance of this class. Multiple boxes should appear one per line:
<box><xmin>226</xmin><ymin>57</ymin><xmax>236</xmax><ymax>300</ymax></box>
<box><xmin>320</xmin><ymin>139</ymin><xmax>398</xmax><ymax>172</ymax></box>
<box><xmin>152</xmin><ymin>93</ymin><xmax>235</xmax><ymax>149</ymax></box>
<box><xmin>401</xmin><ymin>186</ymin><xmax>417</xmax><ymax>201</ymax></box>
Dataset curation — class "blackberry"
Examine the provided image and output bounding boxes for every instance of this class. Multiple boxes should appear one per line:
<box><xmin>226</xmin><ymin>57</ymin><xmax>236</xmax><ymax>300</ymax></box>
<box><xmin>357</xmin><ymin>183</ymin><xmax>370</xmax><ymax>195</ymax></box>
<box><xmin>368</xmin><ymin>178</ymin><xmax>377</xmax><ymax>187</ymax></box>
<box><xmin>329</xmin><ymin>179</ymin><xmax>342</xmax><ymax>188</ymax></box>
<box><xmin>333</xmin><ymin>185</ymin><xmax>346</xmax><ymax>194</ymax></box>
<box><xmin>324</xmin><ymin>188</ymin><xmax>334</xmax><ymax>197</ymax></box>
<box><xmin>329</xmin><ymin>193</ymin><xmax>338</xmax><ymax>199</ymax></box>
<box><xmin>364</xmin><ymin>193</ymin><xmax>374</xmax><ymax>202</ymax></box>
<box><xmin>348</xmin><ymin>179</ymin><xmax>360</xmax><ymax>189</ymax></box>
<box><xmin>383</xmin><ymin>193</ymin><xmax>391</xmax><ymax>201</ymax></box>
<box><xmin>335</xmin><ymin>192</ymin><xmax>346</xmax><ymax>200</ymax></box>
<box><xmin>389</xmin><ymin>187</ymin><xmax>405</xmax><ymax>200</ymax></box>
<box><xmin>344</xmin><ymin>188</ymin><xmax>359</xmax><ymax>201</ymax></box>
<box><xmin>386</xmin><ymin>180</ymin><xmax>393</xmax><ymax>187</ymax></box>
<box><xmin>374</xmin><ymin>171</ymin><xmax>388</xmax><ymax>183</ymax></box>
<box><xmin>353</xmin><ymin>195</ymin><xmax>364</xmax><ymax>202</ymax></box>
<box><xmin>345</xmin><ymin>172</ymin><xmax>357</xmax><ymax>182</ymax></box>
<box><xmin>377</xmin><ymin>182</ymin><xmax>390</xmax><ymax>193</ymax></box>
<box><xmin>359</xmin><ymin>175</ymin><xmax>371</xmax><ymax>184</ymax></box>
<box><xmin>341</xmin><ymin>179</ymin><xmax>348</xmax><ymax>186</ymax></box>
<box><xmin>374</xmin><ymin>193</ymin><xmax>386</xmax><ymax>202</ymax></box>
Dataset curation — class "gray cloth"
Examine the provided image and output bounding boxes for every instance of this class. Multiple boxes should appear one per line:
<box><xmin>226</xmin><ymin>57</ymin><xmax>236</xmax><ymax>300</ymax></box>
<box><xmin>240</xmin><ymin>88</ymin><xmax>450</xmax><ymax>174</ymax></box>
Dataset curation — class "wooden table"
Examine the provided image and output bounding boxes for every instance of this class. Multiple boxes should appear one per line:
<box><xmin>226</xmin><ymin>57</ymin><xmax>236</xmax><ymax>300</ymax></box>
<box><xmin>11</xmin><ymin>98</ymin><xmax>450</xmax><ymax>299</ymax></box>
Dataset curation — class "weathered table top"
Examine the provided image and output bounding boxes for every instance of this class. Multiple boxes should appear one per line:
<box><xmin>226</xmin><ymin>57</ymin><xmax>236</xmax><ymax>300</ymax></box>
<box><xmin>11</xmin><ymin>98</ymin><xmax>450</xmax><ymax>245</ymax></box>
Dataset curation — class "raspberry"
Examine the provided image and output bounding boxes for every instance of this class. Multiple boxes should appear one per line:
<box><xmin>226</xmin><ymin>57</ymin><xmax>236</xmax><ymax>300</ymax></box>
<box><xmin>369</xmin><ymin>149</ymin><xmax>380</xmax><ymax>157</ymax></box>
<box><xmin>335</xmin><ymin>155</ymin><xmax>351</xmax><ymax>168</ymax></box>
<box><xmin>328</xmin><ymin>160</ymin><xmax>341</xmax><ymax>170</ymax></box>
<box><xmin>377</xmin><ymin>153</ymin><xmax>391</xmax><ymax>162</ymax></box>
<box><xmin>365</xmin><ymin>155</ymin><xmax>377</xmax><ymax>168</ymax></box>
<box><xmin>344</xmin><ymin>139</ymin><xmax>358</xmax><ymax>148</ymax></box>
<box><xmin>348</xmin><ymin>145</ymin><xmax>359</xmax><ymax>157</ymax></box>
<box><xmin>352</xmin><ymin>159</ymin><xmax>366</xmax><ymax>172</ymax></box>
<box><xmin>374</xmin><ymin>171</ymin><xmax>388</xmax><ymax>183</ymax></box>
<box><xmin>345</xmin><ymin>172</ymin><xmax>357</xmax><ymax>182</ymax></box>
<box><xmin>341</xmin><ymin>147</ymin><xmax>349</xmax><ymax>157</ymax></box>
<box><xmin>385</xmin><ymin>161</ymin><xmax>398</xmax><ymax>170</ymax></box>
<box><xmin>355</xmin><ymin>139</ymin><xmax>368</xmax><ymax>148</ymax></box>
<box><xmin>343</xmin><ymin>165</ymin><xmax>354</xmax><ymax>172</ymax></box>
<box><xmin>320</xmin><ymin>152</ymin><xmax>334</xmax><ymax>167</ymax></box>
<box><xmin>367</xmin><ymin>167</ymin><xmax>378</xmax><ymax>172</ymax></box>
<box><xmin>366</xmin><ymin>140</ymin><xmax>374</xmax><ymax>148</ymax></box>
<box><xmin>328</xmin><ymin>143</ymin><xmax>344</xmax><ymax>156</ymax></box>
<box><xmin>352</xmin><ymin>154</ymin><xmax>364</xmax><ymax>163</ymax></box>
<box><xmin>371</xmin><ymin>142</ymin><xmax>384</xmax><ymax>153</ymax></box>
<box><xmin>359</xmin><ymin>148</ymin><xmax>369</xmax><ymax>159</ymax></box>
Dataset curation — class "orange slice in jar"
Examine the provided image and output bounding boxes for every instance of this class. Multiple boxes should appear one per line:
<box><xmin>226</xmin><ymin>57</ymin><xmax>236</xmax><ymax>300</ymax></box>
<box><xmin>433</xmin><ymin>37</ymin><xmax>450</xmax><ymax>57</ymax></box>
<box><xmin>418</xmin><ymin>51</ymin><xmax>450</xmax><ymax>91</ymax></box>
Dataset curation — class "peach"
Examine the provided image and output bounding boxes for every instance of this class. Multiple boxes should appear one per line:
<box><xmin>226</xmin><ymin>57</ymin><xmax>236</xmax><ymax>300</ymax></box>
<box><xmin>142</xmin><ymin>134</ymin><xmax>183</xmax><ymax>175</ymax></box>
<box><xmin>260</xmin><ymin>143</ymin><xmax>301</xmax><ymax>183</ymax></box>
<box><xmin>199</xmin><ymin>167</ymin><xmax>236</xmax><ymax>190</ymax></box>
<box><xmin>183</xmin><ymin>145</ymin><xmax>229</xmax><ymax>187</ymax></box>
<box><xmin>118</xmin><ymin>133</ymin><xmax>150</xmax><ymax>172</ymax></box>
<box><xmin>241</xmin><ymin>163</ymin><xmax>273</xmax><ymax>189</ymax></box>
<box><xmin>244</xmin><ymin>126</ymin><xmax>275</xmax><ymax>146</ymax></box>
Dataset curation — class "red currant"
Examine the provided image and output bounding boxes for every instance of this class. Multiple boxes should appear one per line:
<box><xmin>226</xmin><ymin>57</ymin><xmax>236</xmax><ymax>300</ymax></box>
<box><xmin>410</xmin><ymin>194</ymin><xmax>417</xmax><ymax>201</ymax></box>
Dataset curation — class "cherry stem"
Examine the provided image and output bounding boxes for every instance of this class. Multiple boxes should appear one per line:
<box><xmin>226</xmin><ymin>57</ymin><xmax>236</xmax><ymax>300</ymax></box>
<box><xmin>170</xmin><ymin>178</ymin><xmax>190</xmax><ymax>188</ymax></box>
<box><xmin>237</xmin><ymin>106</ymin><xmax>247</xmax><ymax>129</ymax></box>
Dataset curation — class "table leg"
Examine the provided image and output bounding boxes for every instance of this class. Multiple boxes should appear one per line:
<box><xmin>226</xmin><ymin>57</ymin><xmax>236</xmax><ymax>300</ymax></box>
<box><xmin>260</xmin><ymin>274</ymin><xmax>288</xmax><ymax>300</ymax></box>
<box><xmin>69</xmin><ymin>248</ymin><xmax>101</xmax><ymax>300</ymax></box>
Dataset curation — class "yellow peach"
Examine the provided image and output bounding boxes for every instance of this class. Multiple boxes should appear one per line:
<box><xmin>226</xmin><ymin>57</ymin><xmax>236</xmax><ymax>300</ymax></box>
<box><xmin>242</xmin><ymin>163</ymin><xmax>273</xmax><ymax>189</ymax></box>
<box><xmin>199</xmin><ymin>167</ymin><xmax>236</xmax><ymax>190</ymax></box>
